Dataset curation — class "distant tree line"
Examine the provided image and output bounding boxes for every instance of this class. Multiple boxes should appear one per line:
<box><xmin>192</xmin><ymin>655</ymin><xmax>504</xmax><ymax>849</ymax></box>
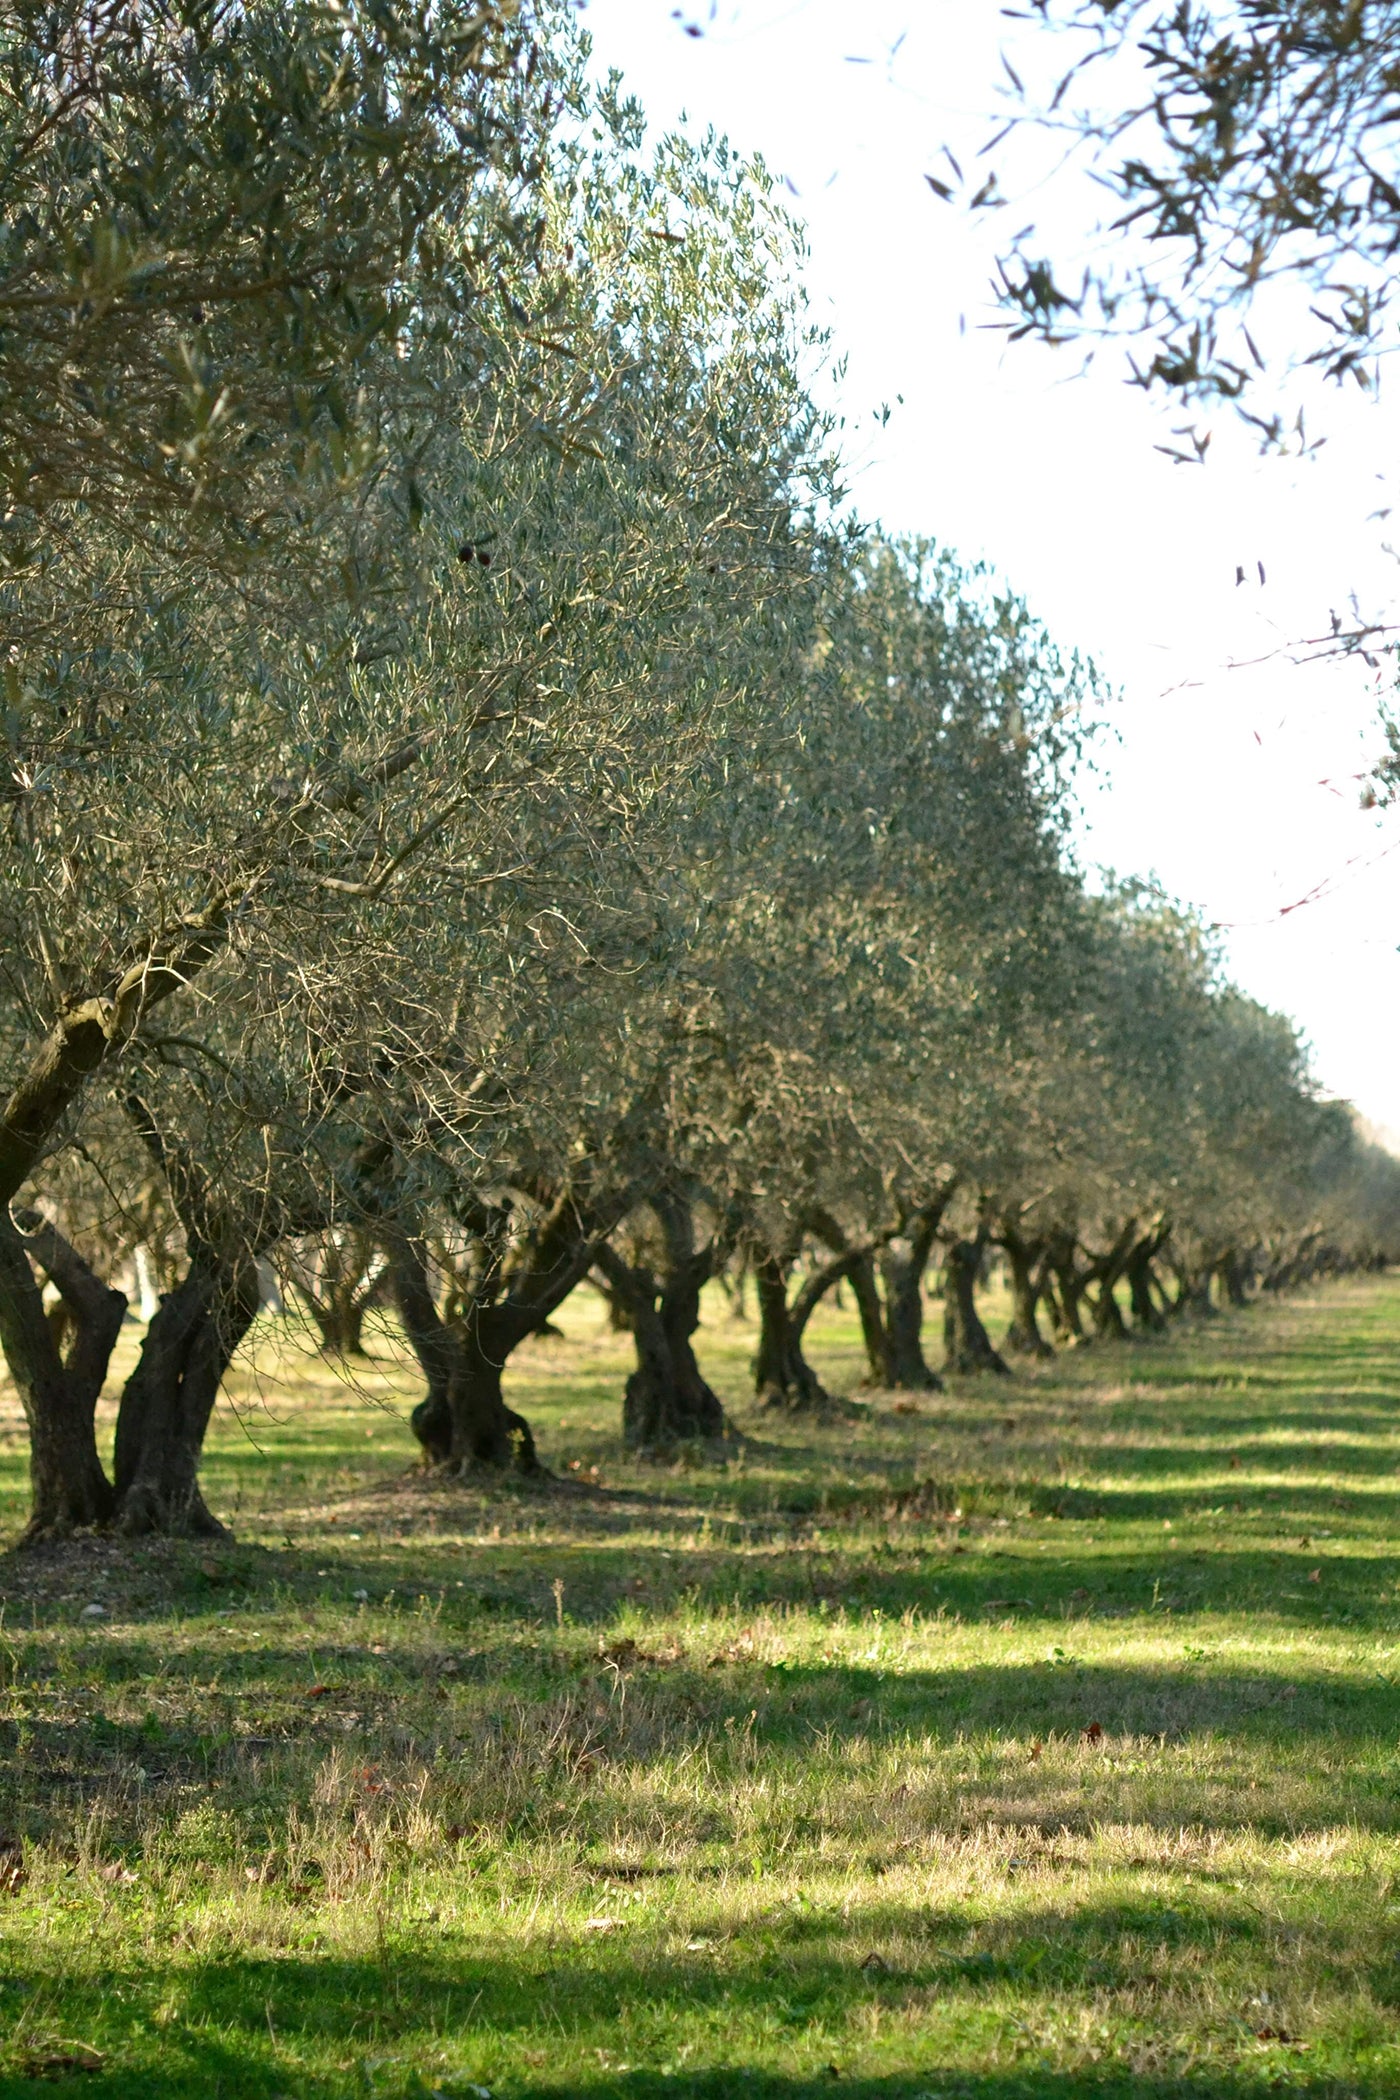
<box><xmin>2</xmin><ymin>0</ymin><xmax>1397</xmax><ymax>1544</ymax></box>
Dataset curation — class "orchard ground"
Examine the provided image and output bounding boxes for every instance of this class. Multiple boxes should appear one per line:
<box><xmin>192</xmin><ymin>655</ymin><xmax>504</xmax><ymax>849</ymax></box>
<box><xmin>0</xmin><ymin>1277</ymin><xmax>1398</xmax><ymax>2097</ymax></box>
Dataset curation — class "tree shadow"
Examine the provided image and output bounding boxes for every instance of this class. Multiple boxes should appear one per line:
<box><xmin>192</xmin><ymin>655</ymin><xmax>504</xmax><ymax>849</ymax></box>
<box><xmin>6</xmin><ymin>1636</ymin><xmax>1400</xmax><ymax>1839</ymax></box>
<box><xmin>3</xmin><ymin>1901</ymin><xmax>1396</xmax><ymax>2097</ymax></box>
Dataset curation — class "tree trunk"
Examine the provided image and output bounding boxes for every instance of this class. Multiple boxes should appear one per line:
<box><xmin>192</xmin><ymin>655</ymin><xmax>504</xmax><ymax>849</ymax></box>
<box><xmin>753</xmin><ymin>1253</ymin><xmax>832</xmax><ymax>1410</ymax></box>
<box><xmin>1124</xmin><ymin>1235</ymin><xmax>1168</xmax><ymax>1333</ymax></box>
<box><xmin>451</xmin><ymin>1312</ymin><xmax>540</xmax><ymax>1468</ymax></box>
<box><xmin>625</xmin><ymin>1292</ymin><xmax>725</xmax><ymax>1449</ymax></box>
<box><xmin>1084</xmin><ymin>1222</ymin><xmax>1141</xmax><ymax>1341</ymax></box>
<box><xmin>877</xmin><ymin>1210</ymin><xmax>944</xmax><ymax>1390</ymax></box>
<box><xmin>595</xmin><ymin>1242</ymin><xmax>727</xmax><ymax>1452</ymax></box>
<box><xmin>390</xmin><ymin>1239</ymin><xmax>541</xmax><ymax>1473</ymax></box>
<box><xmin>942</xmin><ymin>1236</ymin><xmax>1010</xmax><ymax>1376</ymax></box>
<box><xmin>286</xmin><ymin>1232</ymin><xmax>385</xmax><ymax>1357</ymax></box>
<box><xmin>1000</xmin><ymin>1227</ymin><xmax>1053</xmax><ymax>1359</ymax></box>
<box><xmin>1183</xmin><ymin>1265</ymin><xmax>1216</xmax><ymax>1315</ymax></box>
<box><xmin>1093</xmin><ymin>1276</ymin><xmax>1130</xmax><ymax>1338</ymax></box>
<box><xmin>1047</xmin><ymin>1246</ymin><xmax>1089</xmax><ymax>1341</ymax></box>
<box><xmin>1219</xmin><ymin>1252</ymin><xmax>1249</xmax><ymax>1307</ymax></box>
<box><xmin>112</xmin><ymin>1260</ymin><xmax>259</xmax><ymax>1537</ymax></box>
<box><xmin>0</xmin><ymin>1214</ymin><xmax>124</xmax><ymax>1540</ymax></box>
<box><xmin>301</xmin><ymin>1289</ymin><xmax>369</xmax><ymax>1357</ymax></box>
<box><xmin>847</xmin><ymin>1250</ymin><xmax>894</xmax><ymax>1386</ymax></box>
<box><xmin>1038</xmin><ymin>1259</ymin><xmax>1074</xmax><ymax>1342</ymax></box>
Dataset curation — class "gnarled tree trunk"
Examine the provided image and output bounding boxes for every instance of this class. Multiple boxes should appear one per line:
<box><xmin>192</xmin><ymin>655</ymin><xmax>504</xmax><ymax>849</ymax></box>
<box><xmin>112</xmin><ymin>1260</ymin><xmax>259</xmax><ymax>1537</ymax></box>
<box><xmin>753</xmin><ymin>1250</ymin><xmax>834</xmax><ymax>1411</ymax></box>
<box><xmin>390</xmin><ymin>1238</ymin><xmax>540</xmax><ymax>1473</ymax></box>
<box><xmin>879</xmin><ymin>1213</ymin><xmax>944</xmax><ymax>1390</ymax></box>
<box><xmin>998</xmin><ymin>1221</ymin><xmax>1053</xmax><ymax>1359</ymax></box>
<box><xmin>1219</xmin><ymin>1250</ymin><xmax>1250</xmax><ymax>1307</ymax></box>
<box><xmin>285</xmin><ymin>1230</ymin><xmax>386</xmax><ymax>1358</ymax></box>
<box><xmin>942</xmin><ymin>1235</ymin><xmax>1010</xmax><ymax>1376</ymax></box>
<box><xmin>595</xmin><ymin>1222</ymin><xmax>728</xmax><ymax>1453</ymax></box>
<box><xmin>0</xmin><ymin>1212</ymin><xmax>125</xmax><ymax>1540</ymax></box>
<box><xmin>809</xmin><ymin>1190</ymin><xmax>955</xmax><ymax>1393</ymax></box>
<box><xmin>1082</xmin><ymin>1221</ymin><xmax>1139</xmax><ymax>1340</ymax></box>
<box><xmin>395</xmin><ymin>1179</ymin><xmax>625</xmax><ymax>1474</ymax></box>
<box><xmin>847</xmin><ymin>1250</ymin><xmax>893</xmax><ymax>1386</ymax></box>
<box><xmin>1045</xmin><ymin>1232</ymin><xmax>1094</xmax><ymax>1343</ymax></box>
<box><xmin>108</xmin><ymin>1095</ymin><xmax>293</xmax><ymax>1537</ymax></box>
<box><xmin>1124</xmin><ymin>1229</ymin><xmax>1169</xmax><ymax>1334</ymax></box>
<box><xmin>597</xmin><ymin>1193</ymin><xmax>732</xmax><ymax>1451</ymax></box>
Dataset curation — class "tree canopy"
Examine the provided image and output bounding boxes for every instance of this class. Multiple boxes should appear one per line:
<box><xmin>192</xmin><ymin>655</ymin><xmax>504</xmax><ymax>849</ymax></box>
<box><xmin>0</xmin><ymin>0</ymin><xmax>1393</xmax><ymax>1545</ymax></box>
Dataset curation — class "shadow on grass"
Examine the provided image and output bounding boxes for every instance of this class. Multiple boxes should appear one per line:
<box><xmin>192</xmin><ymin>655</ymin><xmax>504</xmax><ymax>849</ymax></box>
<box><xmin>3</xmin><ymin>1920</ymin><xmax>1397</xmax><ymax>2097</ymax></box>
<box><xmin>6</xmin><ymin>1643</ymin><xmax>1400</xmax><ymax>1840</ymax></box>
<box><xmin>8</xmin><ymin>1514</ymin><xmax>1399</xmax><ymax>1637</ymax></box>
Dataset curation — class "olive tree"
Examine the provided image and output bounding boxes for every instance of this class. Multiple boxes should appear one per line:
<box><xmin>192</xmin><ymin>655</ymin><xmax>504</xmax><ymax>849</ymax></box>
<box><xmin>603</xmin><ymin>532</ymin><xmax>1095</xmax><ymax>1417</ymax></box>
<box><xmin>987</xmin><ymin>1</ymin><xmax>1400</xmax><ymax>436</ymax></box>
<box><xmin>0</xmin><ymin>42</ymin><xmax>837</xmax><ymax>1533</ymax></box>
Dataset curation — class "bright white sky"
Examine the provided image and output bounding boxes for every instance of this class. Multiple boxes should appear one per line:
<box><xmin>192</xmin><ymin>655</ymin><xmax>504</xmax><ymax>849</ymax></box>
<box><xmin>580</xmin><ymin>0</ymin><xmax>1400</xmax><ymax>1136</ymax></box>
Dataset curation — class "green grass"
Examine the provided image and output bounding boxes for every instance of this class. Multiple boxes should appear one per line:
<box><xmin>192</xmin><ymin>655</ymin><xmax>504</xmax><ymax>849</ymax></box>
<box><xmin>2</xmin><ymin>1275</ymin><xmax>1400</xmax><ymax>2097</ymax></box>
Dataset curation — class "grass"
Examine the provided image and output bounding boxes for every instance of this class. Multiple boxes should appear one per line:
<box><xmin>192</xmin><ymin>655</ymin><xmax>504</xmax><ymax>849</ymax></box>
<box><xmin>1</xmin><ymin>1274</ymin><xmax>1399</xmax><ymax>2096</ymax></box>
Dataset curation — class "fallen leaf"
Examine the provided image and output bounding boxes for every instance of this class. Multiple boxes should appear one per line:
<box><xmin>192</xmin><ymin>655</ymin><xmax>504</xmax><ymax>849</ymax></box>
<box><xmin>307</xmin><ymin>1684</ymin><xmax>335</xmax><ymax>1698</ymax></box>
<box><xmin>1028</xmin><ymin>1740</ymin><xmax>1043</xmax><ymax>1762</ymax></box>
<box><xmin>1308</xmin><ymin>1568</ymin><xmax>1321</xmax><ymax>1583</ymax></box>
<box><xmin>583</xmin><ymin>1916</ymin><xmax>620</xmax><ymax>1932</ymax></box>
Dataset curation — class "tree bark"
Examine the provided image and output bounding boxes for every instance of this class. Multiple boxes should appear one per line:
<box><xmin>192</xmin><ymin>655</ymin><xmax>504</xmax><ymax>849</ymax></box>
<box><xmin>879</xmin><ymin>1210</ymin><xmax>945</xmax><ymax>1390</ymax></box>
<box><xmin>112</xmin><ymin>1260</ymin><xmax>258</xmax><ymax>1537</ymax></box>
<box><xmin>1219</xmin><ymin>1251</ymin><xmax>1249</xmax><ymax>1308</ymax></box>
<box><xmin>1092</xmin><ymin>1274</ymin><xmax>1130</xmax><ymax>1338</ymax></box>
<box><xmin>1188</xmin><ymin>1270</ymin><xmax>1216</xmax><ymax>1315</ymax></box>
<box><xmin>0</xmin><ymin>1213</ymin><xmax>125</xmax><ymax>1540</ymax></box>
<box><xmin>106</xmin><ymin>1092</ymin><xmax>325</xmax><ymax>1537</ymax></box>
<box><xmin>1046</xmin><ymin>1235</ymin><xmax>1090</xmax><ymax>1341</ymax></box>
<box><xmin>942</xmin><ymin>1235</ymin><xmax>1010</xmax><ymax>1376</ymax></box>
<box><xmin>594</xmin><ymin>1228</ymin><xmax>728</xmax><ymax>1453</ymax></box>
<box><xmin>998</xmin><ymin>1224</ymin><xmax>1053</xmax><ymax>1359</ymax></box>
<box><xmin>1124</xmin><ymin>1231</ymin><xmax>1169</xmax><ymax>1333</ymax></box>
<box><xmin>393</xmin><ymin>1179</ymin><xmax>619</xmax><ymax>1475</ymax></box>
<box><xmin>847</xmin><ymin>1251</ymin><xmax>893</xmax><ymax>1386</ymax></box>
<box><xmin>285</xmin><ymin>1232</ymin><xmax>385</xmax><ymax>1357</ymax></box>
<box><xmin>391</xmin><ymin>1238</ymin><xmax>540</xmax><ymax>1472</ymax></box>
<box><xmin>1078</xmin><ymin>1221</ymin><xmax>1141</xmax><ymax>1341</ymax></box>
<box><xmin>753</xmin><ymin>1251</ymin><xmax>833</xmax><ymax>1410</ymax></box>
